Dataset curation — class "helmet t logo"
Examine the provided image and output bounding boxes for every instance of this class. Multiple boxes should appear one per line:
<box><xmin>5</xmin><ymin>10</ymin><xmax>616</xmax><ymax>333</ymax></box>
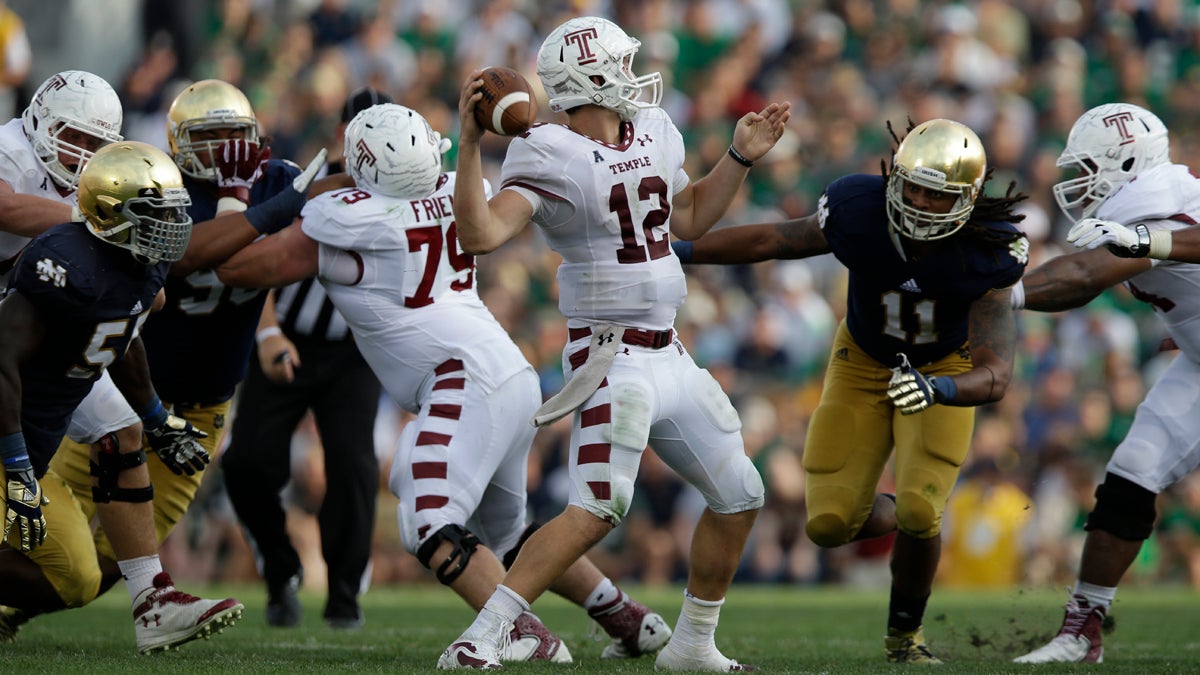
<box><xmin>354</xmin><ymin>139</ymin><xmax>376</xmax><ymax>171</ymax></box>
<box><xmin>565</xmin><ymin>28</ymin><xmax>599</xmax><ymax>65</ymax></box>
<box><xmin>1104</xmin><ymin>111</ymin><xmax>1136</xmax><ymax>145</ymax></box>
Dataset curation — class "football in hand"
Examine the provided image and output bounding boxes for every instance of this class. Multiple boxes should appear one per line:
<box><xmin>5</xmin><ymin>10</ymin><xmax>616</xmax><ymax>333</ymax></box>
<box><xmin>474</xmin><ymin>67</ymin><xmax>537</xmax><ymax>136</ymax></box>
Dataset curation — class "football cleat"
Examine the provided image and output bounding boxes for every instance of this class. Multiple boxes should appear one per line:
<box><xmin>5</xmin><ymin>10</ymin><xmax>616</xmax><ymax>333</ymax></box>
<box><xmin>884</xmin><ymin>625</ymin><xmax>942</xmax><ymax>664</ymax></box>
<box><xmin>589</xmin><ymin>590</ymin><xmax>672</xmax><ymax>658</ymax></box>
<box><xmin>266</xmin><ymin>572</ymin><xmax>303</xmax><ymax>628</ymax></box>
<box><xmin>438</xmin><ymin>613</ymin><xmax>512</xmax><ymax>670</ymax></box>
<box><xmin>1013</xmin><ymin>593</ymin><xmax>1105</xmax><ymax>664</ymax></box>
<box><xmin>654</xmin><ymin>642</ymin><xmax>755</xmax><ymax>671</ymax></box>
<box><xmin>133</xmin><ymin>572</ymin><xmax>243</xmax><ymax>654</ymax></box>
<box><xmin>0</xmin><ymin>606</ymin><xmax>30</xmax><ymax>643</ymax></box>
<box><xmin>503</xmin><ymin>611</ymin><xmax>572</xmax><ymax>662</ymax></box>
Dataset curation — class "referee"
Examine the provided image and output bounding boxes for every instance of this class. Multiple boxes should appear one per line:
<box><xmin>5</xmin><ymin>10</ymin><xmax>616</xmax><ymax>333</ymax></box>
<box><xmin>221</xmin><ymin>88</ymin><xmax>391</xmax><ymax>630</ymax></box>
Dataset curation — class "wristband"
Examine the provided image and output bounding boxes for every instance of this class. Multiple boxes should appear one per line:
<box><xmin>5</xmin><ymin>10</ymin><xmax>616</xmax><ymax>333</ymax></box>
<box><xmin>1</xmin><ymin>432</ymin><xmax>28</xmax><ymax>464</ymax></box>
<box><xmin>727</xmin><ymin>145</ymin><xmax>754</xmax><ymax>168</ymax></box>
<box><xmin>929</xmin><ymin>376</ymin><xmax>957</xmax><ymax>404</ymax></box>
<box><xmin>217</xmin><ymin>196</ymin><xmax>250</xmax><ymax>213</ymax></box>
<box><xmin>256</xmin><ymin>326</ymin><xmax>283</xmax><ymax>343</ymax></box>
<box><xmin>1009</xmin><ymin>280</ymin><xmax>1025</xmax><ymax>310</ymax></box>
<box><xmin>673</xmin><ymin>240</ymin><xmax>694</xmax><ymax>264</ymax></box>
<box><xmin>137</xmin><ymin>396</ymin><xmax>169</xmax><ymax>428</ymax></box>
<box><xmin>1148</xmin><ymin>229</ymin><xmax>1173</xmax><ymax>260</ymax></box>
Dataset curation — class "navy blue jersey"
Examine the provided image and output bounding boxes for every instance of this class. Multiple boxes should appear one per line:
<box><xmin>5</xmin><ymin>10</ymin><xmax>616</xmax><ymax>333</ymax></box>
<box><xmin>821</xmin><ymin>174</ymin><xmax>1026</xmax><ymax>368</ymax></box>
<box><xmin>139</xmin><ymin>159</ymin><xmax>300</xmax><ymax>404</ymax></box>
<box><xmin>10</xmin><ymin>223</ymin><xmax>167</xmax><ymax>472</ymax></box>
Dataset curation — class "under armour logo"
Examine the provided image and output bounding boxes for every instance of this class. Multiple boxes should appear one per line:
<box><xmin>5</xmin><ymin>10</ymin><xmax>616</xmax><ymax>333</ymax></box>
<box><xmin>139</xmin><ymin>613</ymin><xmax>162</xmax><ymax>628</ymax></box>
<box><xmin>636</xmin><ymin>134</ymin><xmax>653</xmax><ymax>146</ymax></box>
<box><xmin>598</xmin><ymin>331</ymin><xmax>615</xmax><ymax>345</ymax></box>
<box><xmin>593</xmin><ymin>150</ymin><xmax>605</xmax><ymax>163</ymax></box>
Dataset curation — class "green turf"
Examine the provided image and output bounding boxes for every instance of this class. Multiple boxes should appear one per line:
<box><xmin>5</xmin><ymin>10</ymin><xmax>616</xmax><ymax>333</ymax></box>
<box><xmin>4</xmin><ymin>583</ymin><xmax>1199</xmax><ymax>673</ymax></box>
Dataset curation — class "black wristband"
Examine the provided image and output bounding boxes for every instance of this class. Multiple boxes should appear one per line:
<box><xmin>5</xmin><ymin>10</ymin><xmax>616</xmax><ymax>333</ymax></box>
<box><xmin>728</xmin><ymin>145</ymin><xmax>753</xmax><ymax>168</ymax></box>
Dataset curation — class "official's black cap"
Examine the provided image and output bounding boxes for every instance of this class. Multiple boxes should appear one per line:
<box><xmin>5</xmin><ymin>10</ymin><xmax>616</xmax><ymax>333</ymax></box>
<box><xmin>342</xmin><ymin>87</ymin><xmax>395</xmax><ymax>123</ymax></box>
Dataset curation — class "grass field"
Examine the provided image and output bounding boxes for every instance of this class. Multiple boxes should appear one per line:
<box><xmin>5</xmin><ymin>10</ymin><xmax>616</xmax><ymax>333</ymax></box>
<box><xmin>4</xmin><ymin>583</ymin><xmax>1200</xmax><ymax>673</ymax></box>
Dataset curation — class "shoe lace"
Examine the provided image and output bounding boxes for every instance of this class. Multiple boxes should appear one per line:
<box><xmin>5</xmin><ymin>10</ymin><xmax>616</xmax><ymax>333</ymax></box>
<box><xmin>1060</xmin><ymin>595</ymin><xmax>1094</xmax><ymax>636</ymax></box>
<box><xmin>151</xmin><ymin>584</ymin><xmax>200</xmax><ymax>607</ymax></box>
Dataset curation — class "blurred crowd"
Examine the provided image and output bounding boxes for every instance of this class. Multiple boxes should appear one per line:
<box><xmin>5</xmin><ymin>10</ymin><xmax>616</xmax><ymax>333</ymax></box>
<box><xmin>15</xmin><ymin>0</ymin><xmax>1200</xmax><ymax>593</ymax></box>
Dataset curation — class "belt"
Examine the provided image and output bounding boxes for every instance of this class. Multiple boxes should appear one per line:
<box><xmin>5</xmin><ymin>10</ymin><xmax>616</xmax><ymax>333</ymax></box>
<box><xmin>568</xmin><ymin>326</ymin><xmax>675</xmax><ymax>349</ymax></box>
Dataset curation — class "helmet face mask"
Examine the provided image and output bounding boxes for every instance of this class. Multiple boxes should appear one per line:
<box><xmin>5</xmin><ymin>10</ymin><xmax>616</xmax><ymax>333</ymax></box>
<box><xmin>536</xmin><ymin>16</ymin><xmax>662</xmax><ymax>122</ymax></box>
<box><xmin>1053</xmin><ymin>102</ymin><xmax>1169</xmax><ymax>222</ymax></box>
<box><xmin>344</xmin><ymin>103</ymin><xmax>449</xmax><ymax>200</ymax></box>
<box><xmin>167</xmin><ymin>79</ymin><xmax>259</xmax><ymax>182</ymax></box>
<box><xmin>885</xmin><ymin>119</ymin><xmax>987</xmax><ymax>241</ymax></box>
<box><xmin>78</xmin><ymin>141</ymin><xmax>193</xmax><ymax>264</ymax></box>
<box><xmin>22</xmin><ymin>70</ymin><xmax>124</xmax><ymax>190</ymax></box>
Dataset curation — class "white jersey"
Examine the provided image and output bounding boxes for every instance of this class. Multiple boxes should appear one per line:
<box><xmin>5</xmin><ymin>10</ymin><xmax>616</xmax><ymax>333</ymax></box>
<box><xmin>1098</xmin><ymin>163</ymin><xmax>1200</xmax><ymax>364</ymax></box>
<box><xmin>500</xmin><ymin>107</ymin><xmax>689</xmax><ymax>331</ymax></box>
<box><xmin>300</xmin><ymin>172</ymin><xmax>533</xmax><ymax>412</ymax></box>
<box><xmin>0</xmin><ymin>117</ymin><xmax>72</xmax><ymax>278</ymax></box>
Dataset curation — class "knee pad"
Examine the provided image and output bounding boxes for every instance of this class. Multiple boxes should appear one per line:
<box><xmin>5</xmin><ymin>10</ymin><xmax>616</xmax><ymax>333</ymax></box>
<box><xmin>502</xmin><ymin>522</ymin><xmax>540</xmax><ymax>569</ymax></box>
<box><xmin>1086</xmin><ymin>473</ymin><xmax>1157</xmax><ymax>541</ymax></box>
<box><xmin>89</xmin><ymin>434</ymin><xmax>153</xmax><ymax>504</ymax></box>
<box><xmin>806</xmin><ymin>512</ymin><xmax>852</xmax><ymax>548</ymax></box>
<box><xmin>895</xmin><ymin>490</ymin><xmax>940</xmax><ymax>538</ymax></box>
<box><xmin>416</xmin><ymin>524</ymin><xmax>481</xmax><ymax>586</ymax></box>
<box><xmin>705</xmin><ymin>453</ymin><xmax>765</xmax><ymax>514</ymax></box>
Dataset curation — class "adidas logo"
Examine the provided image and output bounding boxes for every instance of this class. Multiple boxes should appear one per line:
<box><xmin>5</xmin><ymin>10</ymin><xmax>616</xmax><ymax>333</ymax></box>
<box><xmin>899</xmin><ymin>278</ymin><xmax>921</xmax><ymax>293</ymax></box>
<box><xmin>834</xmin><ymin>347</ymin><xmax>849</xmax><ymax>361</ymax></box>
<box><xmin>130</xmin><ymin>300</ymin><xmax>144</xmax><ymax>315</ymax></box>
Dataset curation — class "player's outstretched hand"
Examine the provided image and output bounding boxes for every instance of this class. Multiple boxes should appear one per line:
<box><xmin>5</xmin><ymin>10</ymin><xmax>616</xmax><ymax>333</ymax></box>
<box><xmin>730</xmin><ymin>101</ymin><xmax>792</xmax><ymax>165</ymax></box>
<box><xmin>887</xmin><ymin>353</ymin><xmax>954</xmax><ymax>415</ymax></box>
<box><xmin>145</xmin><ymin>414</ymin><xmax>210</xmax><ymax>476</ymax></box>
<box><xmin>1067</xmin><ymin>217</ymin><xmax>1150</xmax><ymax>258</ymax></box>
<box><xmin>216</xmin><ymin>140</ymin><xmax>270</xmax><ymax>192</ymax></box>
<box><xmin>458</xmin><ymin>69</ymin><xmax>487</xmax><ymax>145</ymax></box>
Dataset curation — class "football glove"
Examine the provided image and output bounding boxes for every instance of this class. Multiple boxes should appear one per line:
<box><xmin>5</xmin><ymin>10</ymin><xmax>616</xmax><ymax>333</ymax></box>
<box><xmin>887</xmin><ymin>353</ymin><xmax>956</xmax><ymax>415</ymax></box>
<box><xmin>140</xmin><ymin>400</ymin><xmax>210</xmax><ymax>476</ymax></box>
<box><xmin>2</xmin><ymin>452</ymin><xmax>48</xmax><ymax>553</ymax></box>
<box><xmin>215</xmin><ymin>139</ymin><xmax>270</xmax><ymax>204</ymax></box>
<box><xmin>1067</xmin><ymin>218</ymin><xmax>1150</xmax><ymax>258</ymax></box>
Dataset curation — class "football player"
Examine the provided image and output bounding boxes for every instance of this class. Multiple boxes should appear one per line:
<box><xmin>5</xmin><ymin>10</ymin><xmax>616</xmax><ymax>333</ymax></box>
<box><xmin>675</xmin><ymin>118</ymin><xmax>1029</xmax><ymax>664</ymax></box>
<box><xmin>217</xmin><ymin>102</ymin><xmax>671</xmax><ymax>664</ymax></box>
<box><xmin>1012</xmin><ymin>103</ymin><xmax>1200</xmax><ymax>664</ymax></box>
<box><xmin>440</xmin><ymin>16</ymin><xmax>790</xmax><ymax>671</ymax></box>
<box><xmin>0</xmin><ymin>71</ymin><xmax>239</xmax><ymax>653</ymax></box>
<box><xmin>0</xmin><ymin>141</ymin><xmax>243</xmax><ymax>652</ymax></box>
<box><xmin>42</xmin><ymin>79</ymin><xmax>325</xmax><ymax>614</ymax></box>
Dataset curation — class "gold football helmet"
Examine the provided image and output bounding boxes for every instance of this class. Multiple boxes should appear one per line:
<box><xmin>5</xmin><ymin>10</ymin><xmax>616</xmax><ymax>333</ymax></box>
<box><xmin>78</xmin><ymin>141</ymin><xmax>193</xmax><ymax>264</ymax></box>
<box><xmin>167</xmin><ymin>79</ymin><xmax>258</xmax><ymax>181</ymax></box>
<box><xmin>886</xmin><ymin>119</ymin><xmax>986</xmax><ymax>241</ymax></box>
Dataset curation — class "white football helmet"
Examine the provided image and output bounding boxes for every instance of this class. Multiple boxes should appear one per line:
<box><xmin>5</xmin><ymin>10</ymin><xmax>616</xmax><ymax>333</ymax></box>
<box><xmin>344</xmin><ymin>103</ymin><xmax>450</xmax><ymax>200</ymax></box>
<box><xmin>78</xmin><ymin>141</ymin><xmax>193</xmax><ymax>264</ymax></box>
<box><xmin>536</xmin><ymin>16</ymin><xmax>662</xmax><ymax>121</ymax></box>
<box><xmin>1053</xmin><ymin>102</ymin><xmax>1170</xmax><ymax>222</ymax></box>
<box><xmin>886</xmin><ymin>119</ymin><xmax>987</xmax><ymax>241</ymax></box>
<box><xmin>21</xmin><ymin>70</ymin><xmax>124</xmax><ymax>190</ymax></box>
<box><xmin>167</xmin><ymin>79</ymin><xmax>259</xmax><ymax>182</ymax></box>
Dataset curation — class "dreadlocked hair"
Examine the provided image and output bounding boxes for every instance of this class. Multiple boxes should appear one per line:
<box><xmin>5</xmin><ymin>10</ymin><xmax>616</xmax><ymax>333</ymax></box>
<box><xmin>881</xmin><ymin>119</ymin><xmax>1029</xmax><ymax>247</ymax></box>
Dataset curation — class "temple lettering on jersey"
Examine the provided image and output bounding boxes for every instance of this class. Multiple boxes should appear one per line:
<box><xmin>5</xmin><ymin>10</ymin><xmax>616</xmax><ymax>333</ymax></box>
<box><xmin>608</xmin><ymin>156</ymin><xmax>652</xmax><ymax>175</ymax></box>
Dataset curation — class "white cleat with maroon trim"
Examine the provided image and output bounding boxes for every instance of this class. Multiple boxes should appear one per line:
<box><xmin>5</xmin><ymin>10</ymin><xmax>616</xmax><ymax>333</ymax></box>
<box><xmin>133</xmin><ymin>572</ymin><xmax>243</xmax><ymax>654</ymax></box>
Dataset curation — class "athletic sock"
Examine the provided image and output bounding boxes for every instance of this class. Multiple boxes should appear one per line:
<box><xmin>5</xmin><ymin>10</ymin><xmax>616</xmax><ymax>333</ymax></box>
<box><xmin>119</xmin><ymin>554</ymin><xmax>163</xmax><ymax>605</ymax></box>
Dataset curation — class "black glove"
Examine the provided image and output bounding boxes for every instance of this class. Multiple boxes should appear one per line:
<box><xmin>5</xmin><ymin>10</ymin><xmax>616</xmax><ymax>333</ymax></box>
<box><xmin>140</xmin><ymin>399</ymin><xmax>210</xmax><ymax>476</ymax></box>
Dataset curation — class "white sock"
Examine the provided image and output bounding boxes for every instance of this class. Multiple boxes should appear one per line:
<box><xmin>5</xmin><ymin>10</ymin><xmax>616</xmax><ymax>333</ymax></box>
<box><xmin>1073</xmin><ymin>581</ymin><xmax>1116</xmax><ymax>611</ymax></box>
<box><xmin>118</xmin><ymin>554</ymin><xmax>163</xmax><ymax>605</ymax></box>
<box><xmin>464</xmin><ymin>584</ymin><xmax>530</xmax><ymax>641</ymax></box>
<box><xmin>584</xmin><ymin>577</ymin><xmax>621</xmax><ymax>611</ymax></box>
<box><xmin>671</xmin><ymin>591</ymin><xmax>724</xmax><ymax>650</ymax></box>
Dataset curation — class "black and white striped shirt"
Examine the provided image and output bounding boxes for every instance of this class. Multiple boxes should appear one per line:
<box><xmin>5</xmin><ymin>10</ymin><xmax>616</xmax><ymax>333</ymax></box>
<box><xmin>275</xmin><ymin>278</ymin><xmax>350</xmax><ymax>342</ymax></box>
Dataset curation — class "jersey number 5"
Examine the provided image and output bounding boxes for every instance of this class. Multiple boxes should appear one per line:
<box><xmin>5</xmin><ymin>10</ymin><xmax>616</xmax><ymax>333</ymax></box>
<box><xmin>67</xmin><ymin>313</ymin><xmax>150</xmax><ymax>379</ymax></box>
<box><xmin>612</xmin><ymin>177</ymin><xmax>670</xmax><ymax>264</ymax></box>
